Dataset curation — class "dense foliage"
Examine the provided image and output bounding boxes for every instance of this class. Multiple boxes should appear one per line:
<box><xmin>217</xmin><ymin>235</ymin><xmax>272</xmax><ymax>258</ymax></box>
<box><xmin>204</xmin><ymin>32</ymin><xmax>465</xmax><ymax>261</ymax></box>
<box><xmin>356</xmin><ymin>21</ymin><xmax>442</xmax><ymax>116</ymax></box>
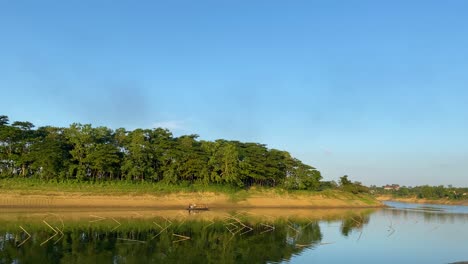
<box><xmin>338</xmin><ymin>175</ymin><xmax>370</xmax><ymax>194</ymax></box>
<box><xmin>0</xmin><ymin>115</ymin><xmax>322</xmax><ymax>190</ymax></box>
<box><xmin>371</xmin><ymin>185</ymin><xmax>468</xmax><ymax>200</ymax></box>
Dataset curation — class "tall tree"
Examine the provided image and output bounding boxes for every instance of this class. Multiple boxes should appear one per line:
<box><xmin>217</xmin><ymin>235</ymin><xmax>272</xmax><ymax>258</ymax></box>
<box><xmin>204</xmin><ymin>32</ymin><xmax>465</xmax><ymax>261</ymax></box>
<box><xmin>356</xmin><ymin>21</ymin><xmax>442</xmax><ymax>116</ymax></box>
<box><xmin>121</xmin><ymin>129</ymin><xmax>157</xmax><ymax>181</ymax></box>
<box><xmin>11</xmin><ymin>121</ymin><xmax>35</xmax><ymax>177</ymax></box>
<box><xmin>0</xmin><ymin>115</ymin><xmax>9</xmax><ymax>126</ymax></box>
<box><xmin>208</xmin><ymin>141</ymin><xmax>241</xmax><ymax>186</ymax></box>
<box><xmin>27</xmin><ymin>126</ymin><xmax>71</xmax><ymax>180</ymax></box>
<box><xmin>64</xmin><ymin>124</ymin><xmax>95</xmax><ymax>180</ymax></box>
<box><xmin>0</xmin><ymin>116</ymin><xmax>17</xmax><ymax>176</ymax></box>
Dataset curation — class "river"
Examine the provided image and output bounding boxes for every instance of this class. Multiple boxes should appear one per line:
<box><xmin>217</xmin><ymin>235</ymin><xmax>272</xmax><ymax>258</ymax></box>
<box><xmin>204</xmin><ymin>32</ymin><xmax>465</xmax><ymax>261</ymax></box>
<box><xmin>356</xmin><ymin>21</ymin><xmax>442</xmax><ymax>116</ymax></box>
<box><xmin>0</xmin><ymin>201</ymin><xmax>467</xmax><ymax>263</ymax></box>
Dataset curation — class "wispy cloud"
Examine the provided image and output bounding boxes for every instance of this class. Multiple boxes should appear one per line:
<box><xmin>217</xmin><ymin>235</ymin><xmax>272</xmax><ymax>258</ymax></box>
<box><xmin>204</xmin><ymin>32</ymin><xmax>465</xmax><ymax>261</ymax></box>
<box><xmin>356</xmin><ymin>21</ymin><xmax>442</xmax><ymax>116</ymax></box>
<box><xmin>152</xmin><ymin>120</ymin><xmax>186</xmax><ymax>131</ymax></box>
<box><xmin>322</xmin><ymin>147</ymin><xmax>333</xmax><ymax>155</ymax></box>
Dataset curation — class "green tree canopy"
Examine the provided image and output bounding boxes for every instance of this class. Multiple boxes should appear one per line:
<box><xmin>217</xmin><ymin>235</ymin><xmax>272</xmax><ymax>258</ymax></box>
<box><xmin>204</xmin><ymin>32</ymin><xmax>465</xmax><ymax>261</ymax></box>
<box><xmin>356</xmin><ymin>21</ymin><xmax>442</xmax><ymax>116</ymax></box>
<box><xmin>0</xmin><ymin>114</ymin><xmax>325</xmax><ymax>191</ymax></box>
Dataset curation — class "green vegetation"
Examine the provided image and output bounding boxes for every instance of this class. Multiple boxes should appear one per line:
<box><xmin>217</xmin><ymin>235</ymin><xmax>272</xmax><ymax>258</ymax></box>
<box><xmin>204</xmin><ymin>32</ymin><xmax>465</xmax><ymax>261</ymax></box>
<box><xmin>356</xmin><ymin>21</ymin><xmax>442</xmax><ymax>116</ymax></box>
<box><xmin>371</xmin><ymin>185</ymin><xmax>468</xmax><ymax>200</ymax></box>
<box><xmin>0</xmin><ymin>178</ymin><xmax>243</xmax><ymax>195</ymax></box>
<box><xmin>0</xmin><ymin>115</ymin><xmax>322</xmax><ymax>191</ymax></box>
<box><xmin>0</xmin><ymin>114</ymin><xmax>377</xmax><ymax>205</ymax></box>
<box><xmin>338</xmin><ymin>175</ymin><xmax>370</xmax><ymax>194</ymax></box>
<box><xmin>0</xmin><ymin>178</ymin><xmax>380</xmax><ymax>208</ymax></box>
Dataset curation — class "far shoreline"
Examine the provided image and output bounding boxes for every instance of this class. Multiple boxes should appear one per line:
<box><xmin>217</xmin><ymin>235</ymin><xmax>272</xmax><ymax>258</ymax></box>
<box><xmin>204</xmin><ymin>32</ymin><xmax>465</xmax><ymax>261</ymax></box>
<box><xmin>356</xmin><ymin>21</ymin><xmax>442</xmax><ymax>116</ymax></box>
<box><xmin>377</xmin><ymin>196</ymin><xmax>468</xmax><ymax>206</ymax></box>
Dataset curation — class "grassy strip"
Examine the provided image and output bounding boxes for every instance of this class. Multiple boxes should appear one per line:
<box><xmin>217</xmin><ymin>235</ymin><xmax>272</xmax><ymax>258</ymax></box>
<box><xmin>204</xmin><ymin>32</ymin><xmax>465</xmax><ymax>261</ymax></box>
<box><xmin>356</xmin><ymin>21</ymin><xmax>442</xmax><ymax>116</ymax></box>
<box><xmin>0</xmin><ymin>178</ymin><xmax>380</xmax><ymax>205</ymax></box>
<box><xmin>0</xmin><ymin>178</ymin><xmax>241</xmax><ymax>195</ymax></box>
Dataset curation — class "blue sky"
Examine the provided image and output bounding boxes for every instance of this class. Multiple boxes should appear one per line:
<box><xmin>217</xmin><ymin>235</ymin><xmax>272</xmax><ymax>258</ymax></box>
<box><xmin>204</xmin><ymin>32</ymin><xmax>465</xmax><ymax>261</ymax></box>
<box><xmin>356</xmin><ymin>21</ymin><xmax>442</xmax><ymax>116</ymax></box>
<box><xmin>1</xmin><ymin>0</ymin><xmax>468</xmax><ymax>186</ymax></box>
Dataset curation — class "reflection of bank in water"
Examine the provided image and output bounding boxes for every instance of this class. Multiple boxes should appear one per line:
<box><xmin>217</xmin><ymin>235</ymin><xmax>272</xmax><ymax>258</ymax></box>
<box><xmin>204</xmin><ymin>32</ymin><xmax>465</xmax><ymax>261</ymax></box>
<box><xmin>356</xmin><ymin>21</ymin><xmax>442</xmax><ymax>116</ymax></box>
<box><xmin>0</xmin><ymin>208</ymin><xmax>377</xmax><ymax>263</ymax></box>
<box><xmin>0</xmin><ymin>210</ymin><xmax>374</xmax><ymax>263</ymax></box>
<box><xmin>0</xmin><ymin>210</ymin><xmax>361</xmax><ymax>264</ymax></box>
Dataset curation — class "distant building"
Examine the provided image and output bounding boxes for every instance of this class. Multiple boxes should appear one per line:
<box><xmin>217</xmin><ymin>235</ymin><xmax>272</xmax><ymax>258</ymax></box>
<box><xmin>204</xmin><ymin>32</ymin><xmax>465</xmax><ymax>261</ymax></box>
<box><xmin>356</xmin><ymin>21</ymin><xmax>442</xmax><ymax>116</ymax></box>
<box><xmin>383</xmin><ymin>184</ymin><xmax>400</xmax><ymax>191</ymax></box>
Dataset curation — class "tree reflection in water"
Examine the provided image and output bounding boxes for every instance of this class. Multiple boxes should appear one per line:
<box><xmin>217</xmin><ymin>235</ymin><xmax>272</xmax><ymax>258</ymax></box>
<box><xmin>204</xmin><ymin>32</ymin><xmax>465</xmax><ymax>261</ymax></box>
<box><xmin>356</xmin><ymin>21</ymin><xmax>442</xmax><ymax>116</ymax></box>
<box><xmin>0</xmin><ymin>212</ymin><xmax>375</xmax><ymax>264</ymax></box>
<box><xmin>340</xmin><ymin>214</ymin><xmax>371</xmax><ymax>237</ymax></box>
<box><xmin>0</xmin><ymin>218</ymin><xmax>314</xmax><ymax>263</ymax></box>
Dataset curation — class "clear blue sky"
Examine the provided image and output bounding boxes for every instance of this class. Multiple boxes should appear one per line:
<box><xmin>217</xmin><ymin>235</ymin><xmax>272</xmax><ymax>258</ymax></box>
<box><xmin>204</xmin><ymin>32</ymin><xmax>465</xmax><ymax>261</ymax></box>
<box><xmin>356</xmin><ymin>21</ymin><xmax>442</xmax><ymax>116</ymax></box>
<box><xmin>1</xmin><ymin>0</ymin><xmax>468</xmax><ymax>186</ymax></box>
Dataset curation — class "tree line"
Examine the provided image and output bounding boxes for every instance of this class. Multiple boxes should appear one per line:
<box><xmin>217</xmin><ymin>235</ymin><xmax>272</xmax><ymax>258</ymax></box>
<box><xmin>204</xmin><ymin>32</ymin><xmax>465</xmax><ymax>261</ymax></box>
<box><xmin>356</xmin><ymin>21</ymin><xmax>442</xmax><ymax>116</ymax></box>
<box><xmin>0</xmin><ymin>115</ymin><xmax>322</xmax><ymax>190</ymax></box>
<box><xmin>371</xmin><ymin>185</ymin><xmax>468</xmax><ymax>200</ymax></box>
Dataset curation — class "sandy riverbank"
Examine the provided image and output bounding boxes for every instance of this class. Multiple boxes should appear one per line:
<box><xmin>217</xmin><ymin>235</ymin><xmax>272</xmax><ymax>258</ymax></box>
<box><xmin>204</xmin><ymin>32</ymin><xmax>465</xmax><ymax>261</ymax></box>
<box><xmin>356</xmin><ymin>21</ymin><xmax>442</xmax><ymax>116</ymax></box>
<box><xmin>0</xmin><ymin>192</ymin><xmax>383</xmax><ymax>209</ymax></box>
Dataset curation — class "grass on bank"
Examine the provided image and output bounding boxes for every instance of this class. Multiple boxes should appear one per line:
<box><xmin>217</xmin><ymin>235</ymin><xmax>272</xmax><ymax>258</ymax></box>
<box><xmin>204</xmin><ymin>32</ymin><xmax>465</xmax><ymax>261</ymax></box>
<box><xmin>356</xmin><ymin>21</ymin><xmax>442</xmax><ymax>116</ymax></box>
<box><xmin>0</xmin><ymin>178</ymin><xmax>242</xmax><ymax>195</ymax></box>
<box><xmin>0</xmin><ymin>178</ymin><xmax>378</xmax><ymax>204</ymax></box>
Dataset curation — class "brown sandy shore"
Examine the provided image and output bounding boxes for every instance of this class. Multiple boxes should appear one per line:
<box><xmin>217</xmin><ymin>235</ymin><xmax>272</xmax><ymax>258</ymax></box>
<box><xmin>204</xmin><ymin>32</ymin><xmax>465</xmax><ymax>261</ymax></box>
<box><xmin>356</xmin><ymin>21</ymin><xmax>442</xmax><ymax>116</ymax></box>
<box><xmin>0</xmin><ymin>192</ymin><xmax>383</xmax><ymax>210</ymax></box>
<box><xmin>377</xmin><ymin>196</ymin><xmax>468</xmax><ymax>206</ymax></box>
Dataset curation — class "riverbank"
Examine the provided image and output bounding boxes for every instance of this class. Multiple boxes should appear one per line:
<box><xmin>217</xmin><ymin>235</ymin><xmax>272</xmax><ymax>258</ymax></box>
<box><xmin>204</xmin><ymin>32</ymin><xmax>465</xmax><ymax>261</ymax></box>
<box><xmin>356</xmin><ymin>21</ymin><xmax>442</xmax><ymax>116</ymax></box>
<box><xmin>0</xmin><ymin>191</ymin><xmax>383</xmax><ymax>209</ymax></box>
<box><xmin>376</xmin><ymin>195</ymin><xmax>468</xmax><ymax>206</ymax></box>
<box><xmin>0</xmin><ymin>179</ymin><xmax>383</xmax><ymax>209</ymax></box>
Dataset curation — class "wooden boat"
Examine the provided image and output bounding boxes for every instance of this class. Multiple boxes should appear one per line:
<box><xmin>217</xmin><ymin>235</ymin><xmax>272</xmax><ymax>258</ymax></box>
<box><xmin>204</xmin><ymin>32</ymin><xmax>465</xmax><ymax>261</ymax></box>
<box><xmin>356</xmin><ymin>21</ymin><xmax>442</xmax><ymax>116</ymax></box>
<box><xmin>187</xmin><ymin>204</ymin><xmax>209</xmax><ymax>211</ymax></box>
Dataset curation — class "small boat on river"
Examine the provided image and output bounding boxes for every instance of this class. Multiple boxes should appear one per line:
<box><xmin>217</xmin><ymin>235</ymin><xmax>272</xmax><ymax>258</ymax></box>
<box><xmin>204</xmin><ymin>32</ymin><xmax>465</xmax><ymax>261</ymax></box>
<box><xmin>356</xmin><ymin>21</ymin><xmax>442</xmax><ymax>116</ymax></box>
<box><xmin>187</xmin><ymin>204</ymin><xmax>209</xmax><ymax>211</ymax></box>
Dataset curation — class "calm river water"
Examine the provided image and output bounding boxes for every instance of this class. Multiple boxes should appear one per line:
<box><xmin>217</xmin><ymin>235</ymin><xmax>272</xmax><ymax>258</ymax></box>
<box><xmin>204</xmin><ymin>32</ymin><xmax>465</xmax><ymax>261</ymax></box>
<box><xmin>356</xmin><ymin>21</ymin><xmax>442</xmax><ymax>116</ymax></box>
<box><xmin>0</xmin><ymin>201</ymin><xmax>467</xmax><ymax>263</ymax></box>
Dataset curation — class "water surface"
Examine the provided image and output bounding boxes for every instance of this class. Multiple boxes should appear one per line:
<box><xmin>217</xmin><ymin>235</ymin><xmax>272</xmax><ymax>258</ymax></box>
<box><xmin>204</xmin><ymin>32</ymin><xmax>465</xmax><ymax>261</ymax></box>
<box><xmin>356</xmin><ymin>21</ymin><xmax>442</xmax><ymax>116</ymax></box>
<box><xmin>0</xmin><ymin>203</ymin><xmax>467</xmax><ymax>264</ymax></box>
